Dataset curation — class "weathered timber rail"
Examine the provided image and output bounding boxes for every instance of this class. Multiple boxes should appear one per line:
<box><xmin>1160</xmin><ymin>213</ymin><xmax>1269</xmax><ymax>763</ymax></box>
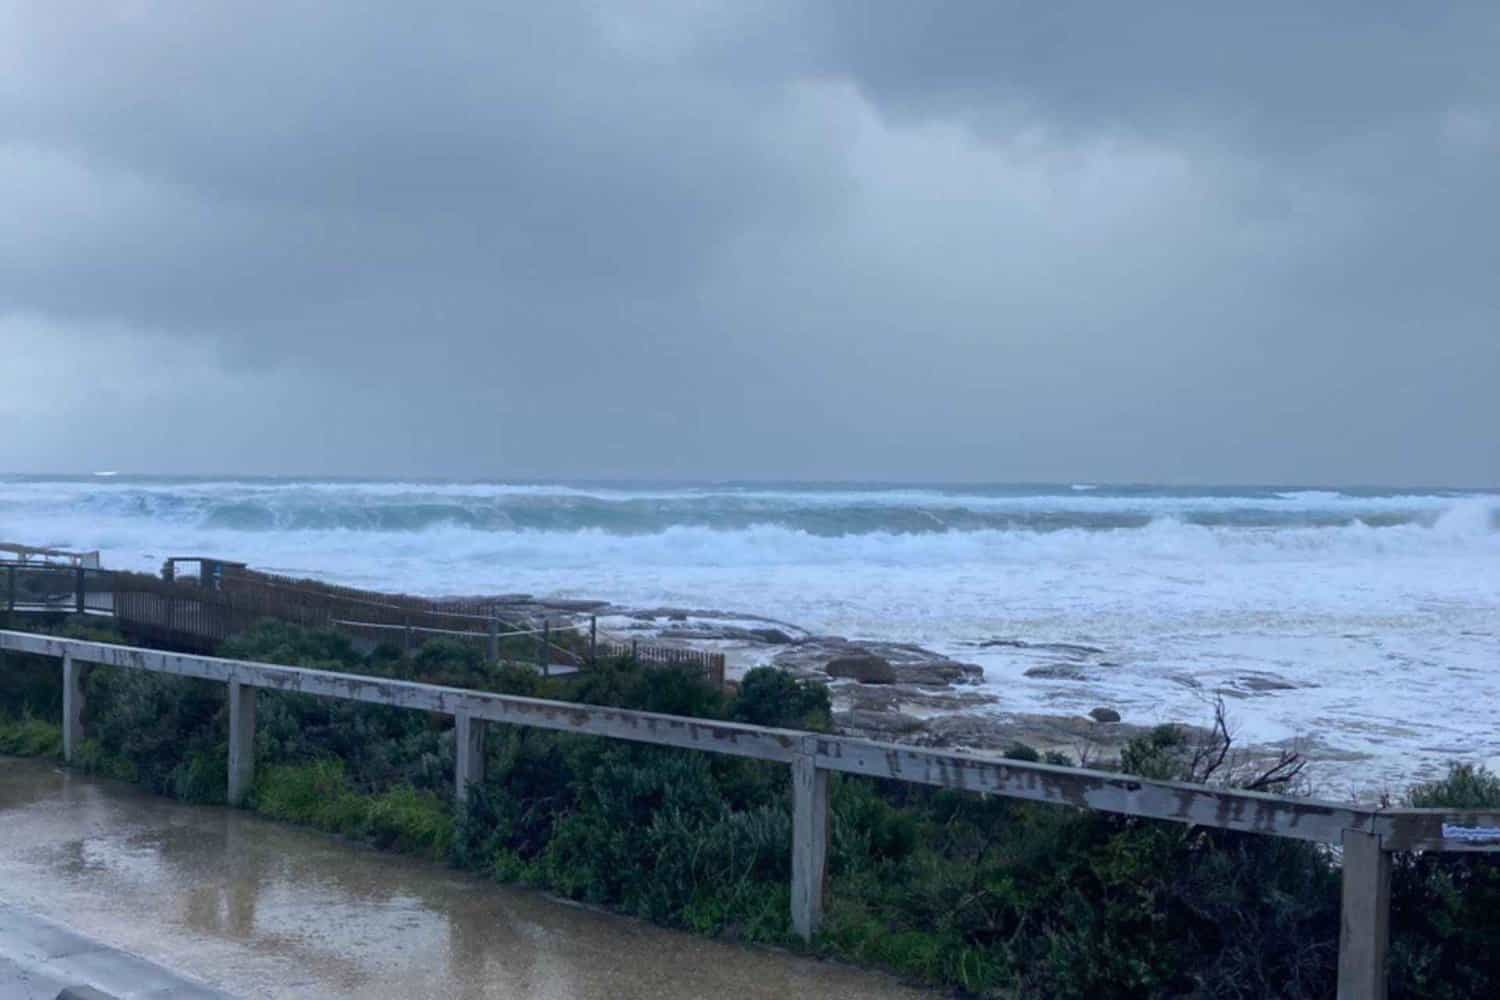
<box><xmin>3</xmin><ymin>630</ymin><xmax>1497</xmax><ymax>997</ymax></box>
<box><xmin>0</xmin><ymin>543</ymin><xmax>100</xmax><ymax>567</ymax></box>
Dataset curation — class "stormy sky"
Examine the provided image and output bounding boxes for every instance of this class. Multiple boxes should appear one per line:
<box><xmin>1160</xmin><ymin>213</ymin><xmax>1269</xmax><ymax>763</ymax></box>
<box><xmin>2</xmin><ymin>2</ymin><xmax>1497</xmax><ymax>485</ymax></box>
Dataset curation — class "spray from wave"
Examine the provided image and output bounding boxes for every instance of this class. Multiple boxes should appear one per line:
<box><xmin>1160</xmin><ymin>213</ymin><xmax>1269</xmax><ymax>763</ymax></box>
<box><xmin>3</xmin><ymin>476</ymin><xmax>1498</xmax><ymax>789</ymax></box>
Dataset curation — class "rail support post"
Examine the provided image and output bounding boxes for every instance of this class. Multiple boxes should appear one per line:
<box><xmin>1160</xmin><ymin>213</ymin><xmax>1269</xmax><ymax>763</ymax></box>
<box><xmin>1338</xmin><ymin>828</ymin><xmax>1390</xmax><ymax>1000</ymax></box>
<box><xmin>454</xmin><ymin>712</ymin><xmax>487</xmax><ymax>804</ymax></box>
<box><xmin>75</xmin><ymin>566</ymin><xmax>86</xmax><ymax>614</ymax></box>
<box><xmin>227</xmin><ymin>679</ymin><xmax>256</xmax><ymax>806</ymax></box>
<box><xmin>790</xmin><ymin>738</ymin><xmax>829</xmax><ymax>942</ymax></box>
<box><xmin>539</xmin><ymin>619</ymin><xmax>550</xmax><ymax>677</ymax></box>
<box><xmin>62</xmin><ymin>651</ymin><xmax>85</xmax><ymax>763</ymax></box>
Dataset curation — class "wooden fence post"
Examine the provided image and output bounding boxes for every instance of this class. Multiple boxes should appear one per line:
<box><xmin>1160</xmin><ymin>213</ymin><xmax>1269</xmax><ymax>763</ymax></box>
<box><xmin>62</xmin><ymin>651</ymin><xmax>85</xmax><ymax>763</ymax></box>
<box><xmin>454</xmin><ymin>712</ymin><xmax>487</xmax><ymax>803</ymax></box>
<box><xmin>227</xmin><ymin>680</ymin><xmax>256</xmax><ymax>807</ymax></box>
<box><xmin>1338</xmin><ymin>828</ymin><xmax>1391</xmax><ymax>1000</ymax></box>
<box><xmin>790</xmin><ymin>737</ymin><xmax>829</xmax><ymax>942</ymax></box>
<box><xmin>540</xmin><ymin>619</ymin><xmax>550</xmax><ymax>677</ymax></box>
<box><xmin>75</xmin><ymin>567</ymin><xmax>86</xmax><ymax>614</ymax></box>
<box><xmin>6</xmin><ymin>563</ymin><xmax>15</xmax><ymax>613</ymax></box>
<box><xmin>487</xmin><ymin>612</ymin><xmax>500</xmax><ymax>666</ymax></box>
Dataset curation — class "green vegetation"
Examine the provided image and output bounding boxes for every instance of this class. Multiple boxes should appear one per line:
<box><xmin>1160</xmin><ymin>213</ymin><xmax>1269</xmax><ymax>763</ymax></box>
<box><xmin>0</xmin><ymin>712</ymin><xmax>61</xmax><ymax>757</ymax></box>
<box><xmin>2</xmin><ymin>617</ymin><xmax>1499</xmax><ymax>997</ymax></box>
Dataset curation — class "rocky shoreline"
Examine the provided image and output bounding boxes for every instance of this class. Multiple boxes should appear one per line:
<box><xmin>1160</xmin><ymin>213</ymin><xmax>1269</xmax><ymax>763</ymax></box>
<box><xmin>454</xmin><ymin>592</ymin><xmax>1191</xmax><ymax>764</ymax></box>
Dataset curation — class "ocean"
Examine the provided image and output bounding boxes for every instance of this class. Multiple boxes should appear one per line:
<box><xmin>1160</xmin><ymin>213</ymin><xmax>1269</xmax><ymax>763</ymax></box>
<box><xmin>3</xmin><ymin>475</ymin><xmax>1497</xmax><ymax>792</ymax></box>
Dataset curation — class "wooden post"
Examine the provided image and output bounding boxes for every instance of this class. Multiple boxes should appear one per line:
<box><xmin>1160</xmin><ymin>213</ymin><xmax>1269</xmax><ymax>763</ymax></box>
<box><xmin>62</xmin><ymin>652</ymin><xmax>85</xmax><ymax>763</ymax></box>
<box><xmin>227</xmin><ymin>680</ymin><xmax>256</xmax><ymax>806</ymax></box>
<box><xmin>631</xmin><ymin>638</ymin><xmax>638</xmax><ymax>661</ymax></box>
<box><xmin>540</xmin><ymin>619</ymin><xmax>551</xmax><ymax>677</ymax></box>
<box><xmin>790</xmin><ymin>739</ymin><xmax>829</xmax><ymax>942</ymax></box>
<box><xmin>589</xmin><ymin>616</ymin><xmax>597</xmax><ymax>666</ymax></box>
<box><xmin>454</xmin><ymin>712</ymin><xmax>487</xmax><ymax>803</ymax></box>
<box><xmin>75</xmin><ymin>567</ymin><xmax>86</xmax><ymax>614</ymax></box>
<box><xmin>6</xmin><ymin>563</ymin><xmax>15</xmax><ymax>612</ymax></box>
<box><xmin>487</xmin><ymin>612</ymin><xmax>500</xmax><ymax>666</ymax></box>
<box><xmin>1338</xmin><ymin>829</ymin><xmax>1391</xmax><ymax>1000</ymax></box>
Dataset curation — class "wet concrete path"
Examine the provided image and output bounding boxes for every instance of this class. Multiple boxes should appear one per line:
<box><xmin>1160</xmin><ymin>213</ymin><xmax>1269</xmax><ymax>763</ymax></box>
<box><xmin>0</xmin><ymin>756</ymin><xmax>934</xmax><ymax>999</ymax></box>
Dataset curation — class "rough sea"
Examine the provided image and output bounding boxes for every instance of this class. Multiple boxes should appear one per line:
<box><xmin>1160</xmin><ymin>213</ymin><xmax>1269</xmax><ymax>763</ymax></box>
<box><xmin>3</xmin><ymin>476</ymin><xmax>1496</xmax><ymax>793</ymax></box>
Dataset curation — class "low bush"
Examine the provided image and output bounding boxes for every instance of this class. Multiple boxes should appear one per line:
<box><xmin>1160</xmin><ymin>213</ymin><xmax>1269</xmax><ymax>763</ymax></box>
<box><xmin>2</xmin><ymin>619</ymin><xmax>1497</xmax><ymax>997</ymax></box>
<box><xmin>1388</xmin><ymin>765</ymin><xmax>1500</xmax><ymax>999</ymax></box>
<box><xmin>0</xmin><ymin>713</ymin><xmax>62</xmax><ymax>757</ymax></box>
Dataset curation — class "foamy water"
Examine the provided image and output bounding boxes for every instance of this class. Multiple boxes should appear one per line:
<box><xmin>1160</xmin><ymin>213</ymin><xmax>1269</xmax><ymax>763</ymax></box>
<box><xmin>3</xmin><ymin>476</ymin><xmax>1496</xmax><ymax>793</ymax></box>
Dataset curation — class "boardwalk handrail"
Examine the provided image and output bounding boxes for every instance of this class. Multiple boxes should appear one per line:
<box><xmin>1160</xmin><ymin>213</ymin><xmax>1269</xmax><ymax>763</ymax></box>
<box><xmin>0</xmin><ymin>543</ymin><xmax>100</xmax><ymax>567</ymax></box>
<box><xmin>3</xmin><ymin>548</ymin><xmax>723</xmax><ymax>681</ymax></box>
<box><xmin>3</xmin><ymin>629</ymin><xmax>1493</xmax><ymax>995</ymax></box>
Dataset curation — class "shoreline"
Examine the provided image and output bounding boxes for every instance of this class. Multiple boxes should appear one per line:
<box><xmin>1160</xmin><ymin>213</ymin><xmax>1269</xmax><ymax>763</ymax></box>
<box><xmin>442</xmin><ymin>591</ymin><xmax>1333</xmax><ymax>781</ymax></box>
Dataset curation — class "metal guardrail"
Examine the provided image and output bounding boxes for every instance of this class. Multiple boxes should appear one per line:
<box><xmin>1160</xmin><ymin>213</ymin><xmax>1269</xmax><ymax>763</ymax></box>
<box><xmin>2</xmin><ymin>631</ymin><xmax>1494</xmax><ymax>996</ymax></box>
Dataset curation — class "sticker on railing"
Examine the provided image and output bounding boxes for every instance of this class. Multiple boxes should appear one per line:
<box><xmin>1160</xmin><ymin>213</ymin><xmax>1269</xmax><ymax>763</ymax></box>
<box><xmin>1441</xmin><ymin>823</ymin><xmax>1500</xmax><ymax>843</ymax></box>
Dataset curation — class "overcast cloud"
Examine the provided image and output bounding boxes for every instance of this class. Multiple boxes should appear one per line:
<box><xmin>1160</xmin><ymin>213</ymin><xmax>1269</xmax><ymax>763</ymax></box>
<box><xmin>2</xmin><ymin>1</ymin><xmax>1497</xmax><ymax>484</ymax></box>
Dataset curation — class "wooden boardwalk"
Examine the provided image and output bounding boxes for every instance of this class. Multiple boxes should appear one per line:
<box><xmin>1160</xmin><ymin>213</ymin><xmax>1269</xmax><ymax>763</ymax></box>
<box><xmin>1</xmin><ymin>555</ymin><xmax>725</xmax><ymax>684</ymax></box>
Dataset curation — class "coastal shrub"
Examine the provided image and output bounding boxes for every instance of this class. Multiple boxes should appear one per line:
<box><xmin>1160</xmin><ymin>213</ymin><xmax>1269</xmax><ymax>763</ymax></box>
<box><xmin>362</xmin><ymin>784</ymin><xmax>454</xmax><ymax>858</ymax></box>
<box><xmin>253</xmin><ymin>758</ymin><xmax>453</xmax><ymax>859</ymax></box>
<box><xmin>220</xmin><ymin>618</ymin><xmax>365</xmax><ymax>670</ymax></box>
<box><xmin>730</xmin><ymin>667</ymin><xmax>832</xmax><ymax>731</ymax></box>
<box><xmin>83</xmin><ymin>668</ymin><xmax>228</xmax><ymax>801</ymax></box>
<box><xmin>0</xmin><ymin>712</ymin><xmax>62</xmax><ymax>757</ymax></box>
<box><xmin>8</xmin><ymin>619</ymin><xmax>1500</xmax><ymax>998</ymax></box>
<box><xmin>0</xmin><ymin>618</ymin><xmax>121</xmax><ymax>720</ymax></box>
<box><xmin>1388</xmin><ymin>765</ymin><xmax>1500</xmax><ymax>999</ymax></box>
<box><xmin>0</xmin><ymin>649</ymin><xmax>63</xmax><ymax>720</ymax></box>
<box><xmin>255</xmin><ymin>759</ymin><xmax>367</xmax><ymax>828</ymax></box>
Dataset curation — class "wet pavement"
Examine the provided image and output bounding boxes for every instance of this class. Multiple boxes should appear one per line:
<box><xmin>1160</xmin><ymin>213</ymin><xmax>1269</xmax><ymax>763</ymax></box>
<box><xmin>0</xmin><ymin>756</ymin><xmax>933</xmax><ymax>999</ymax></box>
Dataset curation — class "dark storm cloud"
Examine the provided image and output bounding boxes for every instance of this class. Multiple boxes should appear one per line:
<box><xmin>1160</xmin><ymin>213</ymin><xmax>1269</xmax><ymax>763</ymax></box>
<box><xmin>802</xmin><ymin>3</ymin><xmax>1500</xmax><ymax>147</ymax></box>
<box><xmin>1</xmin><ymin>2</ymin><xmax>1496</xmax><ymax>483</ymax></box>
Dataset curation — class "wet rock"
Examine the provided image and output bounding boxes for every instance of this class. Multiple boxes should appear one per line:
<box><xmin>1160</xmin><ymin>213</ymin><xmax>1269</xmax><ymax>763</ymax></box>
<box><xmin>977</xmin><ymin>638</ymin><xmax>1105</xmax><ymax>657</ymax></box>
<box><xmin>1024</xmin><ymin>663</ymin><xmax>1090</xmax><ymax>681</ymax></box>
<box><xmin>775</xmin><ymin>638</ymin><xmax>982</xmax><ymax>688</ymax></box>
<box><xmin>1239</xmin><ymin>674</ymin><xmax>1298</xmax><ymax>693</ymax></box>
<box><xmin>840</xmin><ymin>685</ymin><xmax>999</xmax><ymax>718</ymax></box>
<box><xmin>826</xmin><ymin>654</ymin><xmax>897</xmax><ymax>684</ymax></box>
<box><xmin>835</xmin><ymin>709</ymin><xmax>926</xmax><ymax>736</ymax></box>
<box><xmin>906</xmin><ymin>712</ymin><xmax>1190</xmax><ymax>759</ymax></box>
<box><xmin>891</xmin><ymin>660</ymin><xmax>980</xmax><ymax>685</ymax></box>
<box><xmin>659</xmin><ymin>627</ymin><xmax>739</xmax><ymax>640</ymax></box>
<box><xmin>748</xmin><ymin>627</ymin><xmax>796</xmax><ymax>644</ymax></box>
<box><xmin>843</xmin><ymin>685</ymin><xmax>903</xmax><ymax>712</ymax></box>
<box><xmin>1089</xmin><ymin>707</ymin><xmax>1122</xmax><ymax>724</ymax></box>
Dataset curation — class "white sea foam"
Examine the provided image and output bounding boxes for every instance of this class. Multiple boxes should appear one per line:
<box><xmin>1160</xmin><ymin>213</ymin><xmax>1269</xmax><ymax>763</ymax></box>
<box><xmin>2</xmin><ymin>477</ymin><xmax>1496</xmax><ymax>793</ymax></box>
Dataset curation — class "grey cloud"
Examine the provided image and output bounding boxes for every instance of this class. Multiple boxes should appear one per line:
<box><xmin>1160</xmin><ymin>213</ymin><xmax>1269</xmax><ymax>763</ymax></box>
<box><xmin>0</xmin><ymin>2</ymin><xmax>1496</xmax><ymax>484</ymax></box>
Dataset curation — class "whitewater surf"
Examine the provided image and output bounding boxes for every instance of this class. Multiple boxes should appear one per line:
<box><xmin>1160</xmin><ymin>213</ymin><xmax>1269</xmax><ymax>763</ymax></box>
<box><xmin>2</xmin><ymin>476</ymin><xmax>1495</xmax><ymax>793</ymax></box>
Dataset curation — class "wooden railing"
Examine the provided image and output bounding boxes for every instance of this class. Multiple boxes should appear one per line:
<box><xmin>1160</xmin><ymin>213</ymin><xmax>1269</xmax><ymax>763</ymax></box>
<box><xmin>0</xmin><ymin>544</ymin><xmax>100</xmax><ymax>568</ymax></box>
<box><xmin>1</xmin><ymin>560</ymin><xmax>725</xmax><ymax>682</ymax></box>
<box><xmin>1</xmin><ymin>562</ymin><xmax>114</xmax><ymax>616</ymax></box>
<box><xmin>3</xmin><ymin>629</ymin><xmax>1495</xmax><ymax>997</ymax></box>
